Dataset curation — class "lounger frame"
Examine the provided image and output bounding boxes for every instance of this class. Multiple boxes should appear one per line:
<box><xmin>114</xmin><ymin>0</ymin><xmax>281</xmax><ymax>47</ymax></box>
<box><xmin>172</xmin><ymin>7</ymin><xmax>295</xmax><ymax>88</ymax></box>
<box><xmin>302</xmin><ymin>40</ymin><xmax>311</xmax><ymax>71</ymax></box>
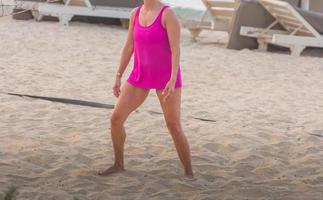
<box><xmin>183</xmin><ymin>0</ymin><xmax>237</xmax><ymax>41</ymax></box>
<box><xmin>14</xmin><ymin>0</ymin><xmax>131</xmax><ymax>26</ymax></box>
<box><xmin>240</xmin><ymin>0</ymin><xmax>323</xmax><ymax>56</ymax></box>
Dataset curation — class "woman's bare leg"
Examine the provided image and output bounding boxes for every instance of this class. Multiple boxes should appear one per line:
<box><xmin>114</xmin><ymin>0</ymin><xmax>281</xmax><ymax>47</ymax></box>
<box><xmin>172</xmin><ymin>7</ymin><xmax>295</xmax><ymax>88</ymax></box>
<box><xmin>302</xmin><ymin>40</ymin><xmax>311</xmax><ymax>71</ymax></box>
<box><xmin>156</xmin><ymin>88</ymin><xmax>194</xmax><ymax>177</ymax></box>
<box><xmin>98</xmin><ymin>82</ymin><xmax>149</xmax><ymax>176</ymax></box>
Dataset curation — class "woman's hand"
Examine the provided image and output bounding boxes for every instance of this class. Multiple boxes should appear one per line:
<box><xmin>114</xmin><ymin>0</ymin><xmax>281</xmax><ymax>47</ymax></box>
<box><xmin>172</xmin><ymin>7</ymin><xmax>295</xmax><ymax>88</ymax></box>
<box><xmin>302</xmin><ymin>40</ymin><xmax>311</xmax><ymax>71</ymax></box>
<box><xmin>162</xmin><ymin>79</ymin><xmax>176</xmax><ymax>102</ymax></box>
<box><xmin>113</xmin><ymin>76</ymin><xmax>122</xmax><ymax>98</ymax></box>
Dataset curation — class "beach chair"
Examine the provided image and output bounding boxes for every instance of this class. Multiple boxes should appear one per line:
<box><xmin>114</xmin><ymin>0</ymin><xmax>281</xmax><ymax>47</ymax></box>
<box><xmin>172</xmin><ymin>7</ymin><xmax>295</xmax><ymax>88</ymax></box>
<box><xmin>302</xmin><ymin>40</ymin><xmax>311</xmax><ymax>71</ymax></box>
<box><xmin>38</xmin><ymin>0</ymin><xmax>133</xmax><ymax>26</ymax></box>
<box><xmin>14</xmin><ymin>0</ymin><xmax>138</xmax><ymax>26</ymax></box>
<box><xmin>183</xmin><ymin>0</ymin><xmax>237</xmax><ymax>41</ymax></box>
<box><xmin>240</xmin><ymin>0</ymin><xmax>323</xmax><ymax>56</ymax></box>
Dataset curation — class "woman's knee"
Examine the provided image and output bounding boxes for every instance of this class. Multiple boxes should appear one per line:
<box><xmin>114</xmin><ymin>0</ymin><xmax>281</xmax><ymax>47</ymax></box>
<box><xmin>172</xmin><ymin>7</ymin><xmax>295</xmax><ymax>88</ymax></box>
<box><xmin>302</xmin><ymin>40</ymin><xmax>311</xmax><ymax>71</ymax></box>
<box><xmin>110</xmin><ymin>111</ymin><xmax>125</xmax><ymax>126</ymax></box>
<box><xmin>166</xmin><ymin>120</ymin><xmax>182</xmax><ymax>135</ymax></box>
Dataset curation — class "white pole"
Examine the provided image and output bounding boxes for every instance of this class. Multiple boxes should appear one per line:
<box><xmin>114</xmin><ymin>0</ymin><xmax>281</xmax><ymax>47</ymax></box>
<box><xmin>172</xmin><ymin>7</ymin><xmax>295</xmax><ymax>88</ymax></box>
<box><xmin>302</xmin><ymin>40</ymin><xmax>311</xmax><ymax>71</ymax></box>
<box><xmin>301</xmin><ymin>0</ymin><xmax>309</xmax><ymax>10</ymax></box>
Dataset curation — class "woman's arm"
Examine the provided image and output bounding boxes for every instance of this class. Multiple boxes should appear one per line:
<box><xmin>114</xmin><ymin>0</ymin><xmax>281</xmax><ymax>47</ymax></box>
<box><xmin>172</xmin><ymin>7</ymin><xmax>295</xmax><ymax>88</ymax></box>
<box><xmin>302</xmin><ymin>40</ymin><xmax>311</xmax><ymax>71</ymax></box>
<box><xmin>162</xmin><ymin>8</ymin><xmax>181</xmax><ymax>101</ymax></box>
<box><xmin>113</xmin><ymin>8</ymin><xmax>136</xmax><ymax>97</ymax></box>
<box><xmin>164</xmin><ymin>8</ymin><xmax>181</xmax><ymax>82</ymax></box>
<box><xmin>115</xmin><ymin>8</ymin><xmax>137</xmax><ymax>77</ymax></box>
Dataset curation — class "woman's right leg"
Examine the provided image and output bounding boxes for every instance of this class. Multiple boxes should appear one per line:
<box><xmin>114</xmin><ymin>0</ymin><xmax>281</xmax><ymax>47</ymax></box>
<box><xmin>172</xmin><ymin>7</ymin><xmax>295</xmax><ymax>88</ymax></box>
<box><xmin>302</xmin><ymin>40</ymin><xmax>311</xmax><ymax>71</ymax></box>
<box><xmin>98</xmin><ymin>82</ymin><xmax>149</xmax><ymax>176</ymax></box>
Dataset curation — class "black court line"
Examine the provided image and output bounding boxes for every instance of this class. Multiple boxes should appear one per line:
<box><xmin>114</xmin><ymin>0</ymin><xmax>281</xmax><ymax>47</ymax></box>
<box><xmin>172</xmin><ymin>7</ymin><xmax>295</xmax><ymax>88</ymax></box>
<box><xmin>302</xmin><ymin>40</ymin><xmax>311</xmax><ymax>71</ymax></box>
<box><xmin>6</xmin><ymin>92</ymin><xmax>217</xmax><ymax>122</ymax></box>
<box><xmin>309</xmin><ymin>133</ymin><xmax>323</xmax><ymax>138</ymax></box>
<box><xmin>147</xmin><ymin>110</ymin><xmax>163</xmax><ymax>115</ymax></box>
<box><xmin>6</xmin><ymin>93</ymin><xmax>114</xmax><ymax>109</ymax></box>
<box><xmin>192</xmin><ymin>117</ymin><xmax>217</xmax><ymax>122</ymax></box>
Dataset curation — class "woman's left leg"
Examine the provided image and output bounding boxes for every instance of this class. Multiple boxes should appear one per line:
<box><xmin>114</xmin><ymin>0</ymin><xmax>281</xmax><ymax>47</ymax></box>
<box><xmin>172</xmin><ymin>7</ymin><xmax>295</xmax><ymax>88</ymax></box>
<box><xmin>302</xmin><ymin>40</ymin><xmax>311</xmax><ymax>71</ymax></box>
<box><xmin>156</xmin><ymin>88</ymin><xmax>194</xmax><ymax>177</ymax></box>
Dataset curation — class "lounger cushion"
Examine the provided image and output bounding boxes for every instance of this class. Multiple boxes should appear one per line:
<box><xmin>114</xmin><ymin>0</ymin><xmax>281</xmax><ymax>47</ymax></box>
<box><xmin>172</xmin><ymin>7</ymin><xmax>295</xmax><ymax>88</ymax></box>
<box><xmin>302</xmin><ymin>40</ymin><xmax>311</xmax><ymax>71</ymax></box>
<box><xmin>227</xmin><ymin>0</ymin><xmax>281</xmax><ymax>50</ymax></box>
<box><xmin>297</xmin><ymin>8</ymin><xmax>323</xmax><ymax>34</ymax></box>
<box><xmin>227</xmin><ymin>0</ymin><xmax>323</xmax><ymax>50</ymax></box>
<box><xmin>308</xmin><ymin>0</ymin><xmax>323</xmax><ymax>13</ymax></box>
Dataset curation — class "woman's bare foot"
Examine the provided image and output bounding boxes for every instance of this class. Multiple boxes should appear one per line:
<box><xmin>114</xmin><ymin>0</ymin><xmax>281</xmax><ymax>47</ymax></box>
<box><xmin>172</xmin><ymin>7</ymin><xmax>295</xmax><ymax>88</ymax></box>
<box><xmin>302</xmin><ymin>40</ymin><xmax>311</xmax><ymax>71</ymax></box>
<box><xmin>97</xmin><ymin>165</ymin><xmax>124</xmax><ymax>176</ymax></box>
<box><xmin>180</xmin><ymin>173</ymin><xmax>196</xmax><ymax>181</ymax></box>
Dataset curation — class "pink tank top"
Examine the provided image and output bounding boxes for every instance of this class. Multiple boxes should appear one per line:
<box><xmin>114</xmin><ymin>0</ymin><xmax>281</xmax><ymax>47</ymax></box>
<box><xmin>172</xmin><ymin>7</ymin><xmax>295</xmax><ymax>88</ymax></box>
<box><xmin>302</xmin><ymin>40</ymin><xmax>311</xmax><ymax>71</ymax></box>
<box><xmin>126</xmin><ymin>5</ymin><xmax>182</xmax><ymax>90</ymax></box>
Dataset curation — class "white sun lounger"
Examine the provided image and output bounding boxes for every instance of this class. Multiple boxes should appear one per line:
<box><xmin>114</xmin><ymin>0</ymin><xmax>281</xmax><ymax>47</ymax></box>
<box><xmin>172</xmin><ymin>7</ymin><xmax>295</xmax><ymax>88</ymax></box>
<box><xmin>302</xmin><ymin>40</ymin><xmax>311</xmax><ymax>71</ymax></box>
<box><xmin>183</xmin><ymin>0</ymin><xmax>237</xmax><ymax>41</ymax></box>
<box><xmin>14</xmin><ymin>0</ymin><xmax>132</xmax><ymax>27</ymax></box>
<box><xmin>240</xmin><ymin>0</ymin><xmax>323</xmax><ymax>56</ymax></box>
<box><xmin>39</xmin><ymin>0</ymin><xmax>131</xmax><ymax>26</ymax></box>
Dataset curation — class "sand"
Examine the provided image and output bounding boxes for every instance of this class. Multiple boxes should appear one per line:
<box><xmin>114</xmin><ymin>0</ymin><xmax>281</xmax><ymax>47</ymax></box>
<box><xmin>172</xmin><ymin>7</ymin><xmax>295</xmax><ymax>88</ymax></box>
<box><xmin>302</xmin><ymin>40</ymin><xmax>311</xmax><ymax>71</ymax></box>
<box><xmin>1</xmin><ymin>14</ymin><xmax>323</xmax><ymax>200</ymax></box>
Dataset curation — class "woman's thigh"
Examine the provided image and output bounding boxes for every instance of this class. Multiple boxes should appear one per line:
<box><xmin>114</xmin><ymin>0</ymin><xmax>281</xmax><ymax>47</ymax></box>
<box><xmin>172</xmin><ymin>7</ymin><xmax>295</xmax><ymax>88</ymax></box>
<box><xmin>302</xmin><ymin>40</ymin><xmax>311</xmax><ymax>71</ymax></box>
<box><xmin>155</xmin><ymin>88</ymin><xmax>181</xmax><ymax>123</ymax></box>
<box><xmin>111</xmin><ymin>82</ymin><xmax>150</xmax><ymax>123</ymax></box>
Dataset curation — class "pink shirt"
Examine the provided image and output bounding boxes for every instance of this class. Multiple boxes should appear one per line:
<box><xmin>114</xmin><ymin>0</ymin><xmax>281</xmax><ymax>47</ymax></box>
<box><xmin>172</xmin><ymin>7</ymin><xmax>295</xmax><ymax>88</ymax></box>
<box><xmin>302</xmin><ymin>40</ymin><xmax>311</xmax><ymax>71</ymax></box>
<box><xmin>127</xmin><ymin>5</ymin><xmax>182</xmax><ymax>90</ymax></box>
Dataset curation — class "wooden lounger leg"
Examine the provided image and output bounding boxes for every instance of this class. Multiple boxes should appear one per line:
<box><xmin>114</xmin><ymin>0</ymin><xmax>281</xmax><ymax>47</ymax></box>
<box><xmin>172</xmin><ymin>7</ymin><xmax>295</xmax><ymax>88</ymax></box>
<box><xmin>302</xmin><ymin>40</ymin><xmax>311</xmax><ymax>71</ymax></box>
<box><xmin>290</xmin><ymin>45</ymin><xmax>305</xmax><ymax>56</ymax></box>
<box><xmin>188</xmin><ymin>29</ymin><xmax>202</xmax><ymax>42</ymax></box>
<box><xmin>31</xmin><ymin>11</ymin><xmax>43</xmax><ymax>21</ymax></box>
<box><xmin>257</xmin><ymin>38</ymin><xmax>268</xmax><ymax>51</ymax></box>
<box><xmin>59</xmin><ymin>14</ymin><xmax>73</xmax><ymax>26</ymax></box>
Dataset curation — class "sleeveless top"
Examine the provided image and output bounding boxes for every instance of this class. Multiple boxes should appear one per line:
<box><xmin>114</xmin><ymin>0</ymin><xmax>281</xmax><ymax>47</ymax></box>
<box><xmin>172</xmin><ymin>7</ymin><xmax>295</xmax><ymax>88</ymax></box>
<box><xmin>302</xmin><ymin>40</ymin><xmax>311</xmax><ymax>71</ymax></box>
<box><xmin>126</xmin><ymin>5</ymin><xmax>182</xmax><ymax>90</ymax></box>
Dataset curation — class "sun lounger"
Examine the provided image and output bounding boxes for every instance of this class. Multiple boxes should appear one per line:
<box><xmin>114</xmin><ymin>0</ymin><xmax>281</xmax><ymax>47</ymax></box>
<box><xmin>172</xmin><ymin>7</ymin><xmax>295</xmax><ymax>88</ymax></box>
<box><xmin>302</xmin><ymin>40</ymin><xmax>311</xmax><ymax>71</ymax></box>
<box><xmin>183</xmin><ymin>0</ymin><xmax>237</xmax><ymax>41</ymax></box>
<box><xmin>14</xmin><ymin>0</ymin><xmax>142</xmax><ymax>26</ymax></box>
<box><xmin>240</xmin><ymin>0</ymin><xmax>323</xmax><ymax>56</ymax></box>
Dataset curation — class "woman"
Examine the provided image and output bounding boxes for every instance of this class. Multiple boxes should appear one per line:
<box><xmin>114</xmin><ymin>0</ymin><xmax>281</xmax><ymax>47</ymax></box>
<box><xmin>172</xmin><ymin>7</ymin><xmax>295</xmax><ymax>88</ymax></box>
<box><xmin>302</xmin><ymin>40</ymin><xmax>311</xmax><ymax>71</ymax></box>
<box><xmin>98</xmin><ymin>0</ymin><xmax>194</xmax><ymax>178</ymax></box>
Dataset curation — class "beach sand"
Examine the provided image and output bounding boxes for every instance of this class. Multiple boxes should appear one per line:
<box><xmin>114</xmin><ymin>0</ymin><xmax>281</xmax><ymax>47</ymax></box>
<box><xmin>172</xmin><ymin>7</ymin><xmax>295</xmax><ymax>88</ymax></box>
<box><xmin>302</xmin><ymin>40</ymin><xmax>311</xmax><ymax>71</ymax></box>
<box><xmin>1</xmin><ymin>16</ymin><xmax>323</xmax><ymax>200</ymax></box>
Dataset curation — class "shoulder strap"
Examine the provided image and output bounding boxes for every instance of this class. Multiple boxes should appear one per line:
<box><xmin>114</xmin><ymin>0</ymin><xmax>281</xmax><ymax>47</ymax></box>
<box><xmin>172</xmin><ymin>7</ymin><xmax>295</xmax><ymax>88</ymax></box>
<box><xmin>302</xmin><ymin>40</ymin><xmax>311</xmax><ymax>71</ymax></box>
<box><xmin>134</xmin><ymin>5</ymin><xmax>142</xmax><ymax>23</ymax></box>
<box><xmin>156</xmin><ymin>5</ymin><xmax>169</xmax><ymax>24</ymax></box>
<box><xmin>158</xmin><ymin>5</ymin><xmax>169</xmax><ymax>19</ymax></box>
<box><xmin>156</xmin><ymin>5</ymin><xmax>169</xmax><ymax>28</ymax></box>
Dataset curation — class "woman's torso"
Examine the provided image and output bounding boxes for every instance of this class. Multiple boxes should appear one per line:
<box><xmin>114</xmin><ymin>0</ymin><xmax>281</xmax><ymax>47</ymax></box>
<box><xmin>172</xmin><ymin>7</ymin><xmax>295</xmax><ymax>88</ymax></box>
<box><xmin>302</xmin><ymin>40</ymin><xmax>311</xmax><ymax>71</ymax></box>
<box><xmin>127</xmin><ymin>4</ymin><xmax>182</xmax><ymax>89</ymax></box>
